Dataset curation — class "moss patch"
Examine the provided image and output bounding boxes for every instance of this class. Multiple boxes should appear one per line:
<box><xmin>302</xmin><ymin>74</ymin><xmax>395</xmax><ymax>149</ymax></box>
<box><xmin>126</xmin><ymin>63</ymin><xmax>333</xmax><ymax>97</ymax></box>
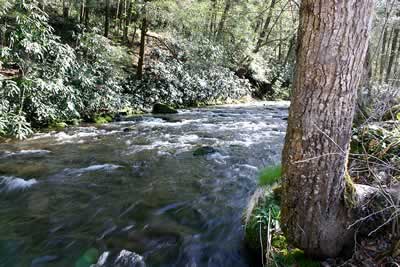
<box><xmin>258</xmin><ymin>165</ymin><xmax>282</xmax><ymax>186</ymax></box>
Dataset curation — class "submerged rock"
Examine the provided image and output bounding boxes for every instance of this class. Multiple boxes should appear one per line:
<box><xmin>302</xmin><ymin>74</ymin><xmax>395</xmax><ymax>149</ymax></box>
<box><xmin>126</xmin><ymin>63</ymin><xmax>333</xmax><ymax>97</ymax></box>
<box><xmin>91</xmin><ymin>250</ymin><xmax>145</xmax><ymax>267</ymax></box>
<box><xmin>152</xmin><ymin>103</ymin><xmax>178</xmax><ymax>114</ymax></box>
<box><xmin>0</xmin><ymin>176</ymin><xmax>38</xmax><ymax>192</ymax></box>
<box><xmin>193</xmin><ymin>146</ymin><xmax>217</xmax><ymax>156</ymax></box>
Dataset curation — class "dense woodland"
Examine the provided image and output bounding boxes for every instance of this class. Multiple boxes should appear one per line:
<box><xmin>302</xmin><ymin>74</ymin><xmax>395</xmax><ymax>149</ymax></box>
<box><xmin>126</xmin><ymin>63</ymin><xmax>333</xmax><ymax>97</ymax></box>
<box><xmin>0</xmin><ymin>0</ymin><xmax>400</xmax><ymax>266</ymax></box>
<box><xmin>0</xmin><ymin>0</ymin><xmax>397</xmax><ymax>139</ymax></box>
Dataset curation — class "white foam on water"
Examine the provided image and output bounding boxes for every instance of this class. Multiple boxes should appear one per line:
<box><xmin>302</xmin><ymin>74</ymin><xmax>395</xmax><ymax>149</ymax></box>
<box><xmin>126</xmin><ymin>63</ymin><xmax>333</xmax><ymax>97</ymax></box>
<box><xmin>64</xmin><ymin>164</ymin><xmax>122</xmax><ymax>176</ymax></box>
<box><xmin>206</xmin><ymin>152</ymin><xmax>230</xmax><ymax>164</ymax></box>
<box><xmin>140</xmin><ymin>118</ymin><xmax>204</xmax><ymax>128</ymax></box>
<box><xmin>178</xmin><ymin>134</ymin><xmax>200</xmax><ymax>143</ymax></box>
<box><xmin>0</xmin><ymin>176</ymin><xmax>38</xmax><ymax>192</ymax></box>
<box><xmin>236</xmin><ymin>164</ymin><xmax>259</xmax><ymax>171</ymax></box>
<box><xmin>28</xmin><ymin>128</ymin><xmax>121</xmax><ymax>144</ymax></box>
<box><xmin>1</xmin><ymin>149</ymin><xmax>51</xmax><ymax>158</ymax></box>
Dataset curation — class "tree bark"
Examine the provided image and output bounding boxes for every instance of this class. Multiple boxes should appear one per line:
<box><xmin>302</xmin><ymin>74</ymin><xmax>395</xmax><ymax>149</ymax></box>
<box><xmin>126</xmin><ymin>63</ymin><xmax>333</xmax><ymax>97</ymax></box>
<box><xmin>137</xmin><ymin>7</ymin><xmax>147</xmax><ymax>79</ymax></box>
<box><xmin>281</xmin><ymin>0</ymin><xmax>373</xmax><ymax>259</ymax></box>
<box><xmin>62</xmin><ymin>0</ymin><xmax>69</xmax><ymax>18</ymax></box>
<box><xmin>105</xmin><ymin>0</ymin><xmax>110</xmax><ymax>37</ymax></box>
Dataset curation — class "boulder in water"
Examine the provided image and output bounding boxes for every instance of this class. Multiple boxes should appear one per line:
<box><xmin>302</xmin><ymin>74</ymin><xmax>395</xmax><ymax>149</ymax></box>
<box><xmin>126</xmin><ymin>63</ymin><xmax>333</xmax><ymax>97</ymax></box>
<box><xmin>114</xmin><ymin>250</ymin><xmax>145</xmax><ymax>267</ymax></box>
<box><xmin>193</xmin><ymin>146</ymin><xmax>217</xmax><ymax>156</ymax></box>
<box><xmin>91</xmin><ymin>250</ymin><xmax>145</xmax><ymax>267</ymax></box>
<box><xmin>152</xmin><ymin>103</ymin><xmax>178</xmax><ymax>114</ymax></box>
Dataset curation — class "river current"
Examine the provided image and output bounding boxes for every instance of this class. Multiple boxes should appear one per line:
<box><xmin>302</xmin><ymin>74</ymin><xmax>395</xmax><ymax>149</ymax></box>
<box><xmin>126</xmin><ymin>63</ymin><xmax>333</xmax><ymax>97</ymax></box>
<box><xmin>0</xmin><ymin>102</ymin><xmax>288</xmax><ymax>267</ymax></box>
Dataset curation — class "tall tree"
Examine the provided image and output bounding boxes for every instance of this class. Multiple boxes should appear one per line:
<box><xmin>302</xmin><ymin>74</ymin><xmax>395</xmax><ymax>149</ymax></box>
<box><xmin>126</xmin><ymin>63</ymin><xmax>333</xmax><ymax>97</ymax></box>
<box><xmin>385</xmin><ymin>12</ymin><xmax>400</xmax><ymax>83</ymax></box>
<box><xmin>123</xmin><ymin>0</ymin><xmax>133</xmax><ymax>43</ymax></box>
<box><xmin>216</xmin><ymin>0</ymin><xmax>232</xmax><ymax>40</ymax></box>
<box><xmin>253</xmin><ymin>0</ymin><xmax>277</xmax><ymax>53</ymax></box>
<box><xmin>137</xmin><ymin>2</ymin><xmax>147</xmax><ymax>79</ymax></box>
<box><xmin>84</xmin><ymin>0</ymin><xmax>90</xmax><ymax>28</ymax></box>
<box><xmin>281</xmin><ymin>0</ymin><xmax>374</xmax><ymax>258</ymax></box>
<box><xmin>62</xmin><ymin>0</ymin><xmax>69</xmax><ymax>18</ymax></box>
<box><xmin>379</xmin><ymin>28</ymin><xmax>388</xmax><ymax>82</ymax></box>
<box><xmin>105</xmin><ymin>0</ymin><xmax>110</xmax><ymax>37</ymax></box>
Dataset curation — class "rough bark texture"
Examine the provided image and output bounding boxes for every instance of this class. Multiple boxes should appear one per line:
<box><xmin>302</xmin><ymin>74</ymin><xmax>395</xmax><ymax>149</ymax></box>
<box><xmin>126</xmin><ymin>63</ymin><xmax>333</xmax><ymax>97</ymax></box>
<box><xmin>281</xmin><ymin>0</ymin><xmax>374</xmax><ymax>258</ymax></box>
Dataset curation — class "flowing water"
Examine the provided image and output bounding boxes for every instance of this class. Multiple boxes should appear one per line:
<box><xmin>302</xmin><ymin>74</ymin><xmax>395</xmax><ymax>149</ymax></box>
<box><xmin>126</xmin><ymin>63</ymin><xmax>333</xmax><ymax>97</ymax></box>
<box><xmin>0</xmin><ymin>102</ymin><xmax>288</xmax><ymax>267</ymax></box>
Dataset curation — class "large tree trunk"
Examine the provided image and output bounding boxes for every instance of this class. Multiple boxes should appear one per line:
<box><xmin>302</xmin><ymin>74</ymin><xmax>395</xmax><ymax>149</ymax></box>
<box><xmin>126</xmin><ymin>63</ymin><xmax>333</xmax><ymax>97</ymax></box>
<box><xmin>281</xmin><ymin>0</ymin><xmax>374</xmax><ymax>259</ymax></box>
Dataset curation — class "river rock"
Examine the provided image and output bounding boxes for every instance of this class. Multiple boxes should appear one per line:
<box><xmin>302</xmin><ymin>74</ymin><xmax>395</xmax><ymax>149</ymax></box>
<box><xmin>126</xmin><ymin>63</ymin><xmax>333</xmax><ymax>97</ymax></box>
<box><xmin>91</xmin><ymin>250</ymin><xmax>145</xmax><ymax>267</ymax></box>
<box><xmin>152</xmin><ymin>103</ymin><xmax>178</xmax><ymax>114</ymax></box>
<box><xmin>193</xmin><ymin>146</ymin><xmax>217</xmax><ymax>156</ymax></box>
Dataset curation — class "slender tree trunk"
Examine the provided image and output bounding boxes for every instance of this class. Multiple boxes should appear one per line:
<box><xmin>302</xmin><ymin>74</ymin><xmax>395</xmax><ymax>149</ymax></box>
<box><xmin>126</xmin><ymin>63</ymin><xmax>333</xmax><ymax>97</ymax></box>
<box><xmin>391</xmin><ymin>38</ymin><xmax>400</xmax><ymax>85</ymax></box>
<box><xmin>62</xmin><ymin>0</ymin><xmax>69</xmax><ymax>18</ymax></box>
<box><xmin>84</xmin><ymin>0</ymin><xmax>90</xmax><ymax>28</ymax></box>
<box><xmin>282</xmin><ymin>34</ymin><xmax>295</xmax><ymax>67</ymax></box>
<box><xmin>80</xmin><ymin>1</ymin><xmax>85</xmax><ymax>24</ymax></box>
<box><xmin>209</xmin><ymin>0</ymin><xmax>217</xmax><ymax>38</ymax></box>
<box><xmin>131</xmin><ymin>26</ymin><xmax>137</xmax><ymax>46</ymax></box>
<box><xmin>379</xmin><ymin>28</ymin><xmax>388</xmax><ymax>82</ymax></box>
<box><xmin>281</xmin><ymin>0</ymin><xmax>373</xmax><ymax>259</ymax></box>
<box><xmin>105</xmin><ymin>0</ymin><xmax>110</xmax><ymax>37</ymax></box>
<box><xmin>38</xmin><ymin>0</ymin><xmax>44</xmax><ymax>10</ymax></box>
<box><xmin>385</xmin><ymin>26</ymin><xmax>399</xmax><ymax>83</ymax></box>
<box><xmin>216</xmin><ymin>0</ymin><xmax>232</xmax><ymax>40</ymax></box>
<box><xmin>123</xmin><ymin>0</ymin><xmax>132</xmax><ymax>43</ymax></box>
<box><xmin>253</xmin><ymin>0</ymin><xmax>277</xmax><ymax>53</ymax></box>
<box><xmin>137</xmin><ymin>8</ymin><xmax>147</xmax><ymax>79</ymax></box>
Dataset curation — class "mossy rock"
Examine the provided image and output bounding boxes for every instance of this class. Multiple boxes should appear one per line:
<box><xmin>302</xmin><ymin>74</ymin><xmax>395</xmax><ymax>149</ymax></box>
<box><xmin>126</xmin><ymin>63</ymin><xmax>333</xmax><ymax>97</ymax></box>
<box><xmin>75</xmin><ymin>248</ymin><xmax>99</xmax><ymax>267</ymax></box>
<box><xmin>193</xmin><ymin>146</ymin><xmax>216</xmax><ymax>156</ymax></box>
<box><xmin>94</xmin><ymin>115</ymin><xmax>113</xmax><ymax>124</ymax></box>
<box><xmin>67</xmin><ymin>119</ymin><xmax>81</xmax><ymax>126</ymax></box>
<box><xmin>152</xmin><ymin>103</ymin><xmax>178</xmax><ymax>114</ymax></box>
<box><xmin>49</xmin><ymin>121</ymin><xmax>68</xmax><ymax>130</ymax></box>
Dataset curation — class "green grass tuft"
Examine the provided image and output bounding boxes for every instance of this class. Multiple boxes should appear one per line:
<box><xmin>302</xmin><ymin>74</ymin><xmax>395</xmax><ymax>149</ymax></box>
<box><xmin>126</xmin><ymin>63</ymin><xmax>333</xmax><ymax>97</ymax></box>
<box><xmin>258</xmin><ymin>165</ymin><xmax>282</xmax><ymax>186</ymax></box>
